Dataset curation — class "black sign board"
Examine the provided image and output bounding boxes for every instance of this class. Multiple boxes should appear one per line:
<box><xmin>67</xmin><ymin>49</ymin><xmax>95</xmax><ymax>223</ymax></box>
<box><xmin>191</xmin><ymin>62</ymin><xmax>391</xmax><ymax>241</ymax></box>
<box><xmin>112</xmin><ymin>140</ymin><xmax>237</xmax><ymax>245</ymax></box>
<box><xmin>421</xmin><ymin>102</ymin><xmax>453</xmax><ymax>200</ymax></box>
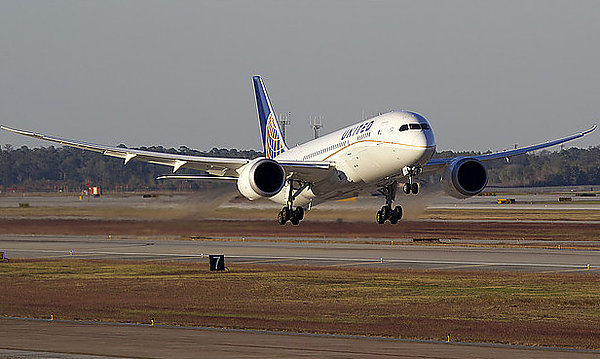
<box><xmin>209</xmin><ymin>255</ymin><xmax>225</xmax><ymax>271</ymax></box>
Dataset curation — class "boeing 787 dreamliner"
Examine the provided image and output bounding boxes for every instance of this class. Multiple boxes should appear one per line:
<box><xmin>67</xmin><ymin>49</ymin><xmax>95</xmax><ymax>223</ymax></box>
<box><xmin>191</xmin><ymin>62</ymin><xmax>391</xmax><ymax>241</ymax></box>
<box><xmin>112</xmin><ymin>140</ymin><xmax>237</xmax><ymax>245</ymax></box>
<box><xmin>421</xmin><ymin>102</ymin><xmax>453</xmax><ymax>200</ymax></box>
<box><xmin>2</xmin><ymin>76</ymin><xmax>596</xmax><ymax>224</ymax></box>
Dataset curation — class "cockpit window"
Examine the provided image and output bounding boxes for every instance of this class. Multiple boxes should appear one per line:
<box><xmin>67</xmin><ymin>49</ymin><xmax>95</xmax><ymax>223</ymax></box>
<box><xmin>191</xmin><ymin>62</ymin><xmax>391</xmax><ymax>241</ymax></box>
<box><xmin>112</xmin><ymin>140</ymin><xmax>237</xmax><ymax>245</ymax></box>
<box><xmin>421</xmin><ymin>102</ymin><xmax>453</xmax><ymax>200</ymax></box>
<box><xmin>421</xmin><ymin>123</ymin><xmax>430</xmax><ymax>130</ymax></box>
<box><xmin>409</xmin><ymin>123</ymin><xmax>421</xmax><ymax>130</ymax></box>
<box><xmin>399</xmin><ymin>124</ymin><xmax>409</xmax><ymax>132</ymax></box>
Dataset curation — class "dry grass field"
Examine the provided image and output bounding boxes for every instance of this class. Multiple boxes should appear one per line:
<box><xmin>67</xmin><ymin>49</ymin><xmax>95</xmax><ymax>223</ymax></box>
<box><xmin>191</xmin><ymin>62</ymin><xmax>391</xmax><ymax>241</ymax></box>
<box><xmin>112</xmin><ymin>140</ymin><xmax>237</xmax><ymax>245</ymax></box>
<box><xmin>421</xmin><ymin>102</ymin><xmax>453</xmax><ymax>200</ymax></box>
<box><xmin>1</xmin><ymin>218</ymin><xmax>599</xmax><ymax>243</ymax></box>
<box><xmin>2</xmin><ymin>193</ymin><xmax>600</xmax><ymax>349</ymax></box>
<box><xmin>3</xmin><ymin>204</ymin><xmax>600</xmax><ymax>222</ymax></box>
<box><xmin>1</xmin><ymin>259</ymin><xmax>599</xmax><ymax>349</ymax></box>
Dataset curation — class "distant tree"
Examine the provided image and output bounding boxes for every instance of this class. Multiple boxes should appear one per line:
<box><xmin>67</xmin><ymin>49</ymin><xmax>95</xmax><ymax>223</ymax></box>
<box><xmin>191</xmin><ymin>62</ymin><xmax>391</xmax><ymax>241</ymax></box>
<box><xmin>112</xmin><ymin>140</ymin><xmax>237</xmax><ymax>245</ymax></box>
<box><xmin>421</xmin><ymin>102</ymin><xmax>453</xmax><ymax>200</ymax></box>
<box><xmin>1</xmin><ymin>144</ymin><xmax>598</xmax><ymax>191</ymax></box>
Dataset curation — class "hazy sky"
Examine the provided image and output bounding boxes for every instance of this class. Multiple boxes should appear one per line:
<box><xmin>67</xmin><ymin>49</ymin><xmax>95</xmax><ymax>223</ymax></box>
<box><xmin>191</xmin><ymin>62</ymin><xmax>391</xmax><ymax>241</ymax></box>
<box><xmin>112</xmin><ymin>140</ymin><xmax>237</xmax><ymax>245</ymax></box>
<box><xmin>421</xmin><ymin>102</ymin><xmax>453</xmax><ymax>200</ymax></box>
<box><xmin>1</xmin><ymin>0</ymin><xmax>599</xmax><ymax>152</ymax></box>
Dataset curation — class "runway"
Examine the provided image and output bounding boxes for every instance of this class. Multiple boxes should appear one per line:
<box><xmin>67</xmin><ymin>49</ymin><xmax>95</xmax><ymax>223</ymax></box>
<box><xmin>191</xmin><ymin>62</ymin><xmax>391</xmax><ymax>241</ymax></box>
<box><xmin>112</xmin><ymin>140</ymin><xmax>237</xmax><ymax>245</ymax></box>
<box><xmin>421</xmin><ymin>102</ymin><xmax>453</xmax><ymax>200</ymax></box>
<box><xmin>1</xmin><ymin>318</ymin><xmax>598</xmax><ymax>359</ymax></box>
<box><xmin>2</xmin><ymin>234</ymin><xmax>599</xmax><ymax>272</ymax></box>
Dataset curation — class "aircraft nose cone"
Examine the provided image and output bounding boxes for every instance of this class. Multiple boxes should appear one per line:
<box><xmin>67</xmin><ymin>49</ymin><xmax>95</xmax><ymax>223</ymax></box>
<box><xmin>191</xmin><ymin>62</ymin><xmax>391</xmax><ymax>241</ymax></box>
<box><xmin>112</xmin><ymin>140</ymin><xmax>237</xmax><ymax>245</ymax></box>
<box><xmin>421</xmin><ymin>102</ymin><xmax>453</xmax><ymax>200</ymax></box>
<box><xmin>410</xmin><ymin>130</ymin><xmax>434</xmax><ymax>148</ymax></box>
<box><xmin>410</xmin><ymin>130</ymin><xmax>436</xmax><ymax>164</ymax></box>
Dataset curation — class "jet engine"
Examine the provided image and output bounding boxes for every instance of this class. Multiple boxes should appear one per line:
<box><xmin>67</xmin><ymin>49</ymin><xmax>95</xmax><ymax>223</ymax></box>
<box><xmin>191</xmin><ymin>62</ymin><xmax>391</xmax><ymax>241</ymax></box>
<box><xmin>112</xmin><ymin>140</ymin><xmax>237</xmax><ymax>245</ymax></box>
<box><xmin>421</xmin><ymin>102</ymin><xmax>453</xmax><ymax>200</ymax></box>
<box><xmin>237</xmin><ymin>158</ymin><xmax>286</xmax><ymax>200</ymax></box>
<box><xmin>441</xmin><ymin>158</ymin><xmax>488</xmax><ymax>199</ymax></box>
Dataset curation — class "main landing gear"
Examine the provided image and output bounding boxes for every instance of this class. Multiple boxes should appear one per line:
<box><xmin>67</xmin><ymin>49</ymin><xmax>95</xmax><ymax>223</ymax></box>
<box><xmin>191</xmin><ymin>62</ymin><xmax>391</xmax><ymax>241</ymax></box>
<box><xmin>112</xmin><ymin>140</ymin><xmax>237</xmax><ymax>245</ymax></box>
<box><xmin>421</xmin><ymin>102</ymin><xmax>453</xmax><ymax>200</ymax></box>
<box><xmin>376</xmin><ymin>181</ymin><xmax>403</xmax><ymax>224</ymax></box>
<box><xmin>277</xmin><ymin>206</ymin><xmax>304</xmax><ymax>225</ymax></box>
<box><xmin>277</xmin><ymin>180</ymin><xmax>310</xmax><ymax>225</ymax></box>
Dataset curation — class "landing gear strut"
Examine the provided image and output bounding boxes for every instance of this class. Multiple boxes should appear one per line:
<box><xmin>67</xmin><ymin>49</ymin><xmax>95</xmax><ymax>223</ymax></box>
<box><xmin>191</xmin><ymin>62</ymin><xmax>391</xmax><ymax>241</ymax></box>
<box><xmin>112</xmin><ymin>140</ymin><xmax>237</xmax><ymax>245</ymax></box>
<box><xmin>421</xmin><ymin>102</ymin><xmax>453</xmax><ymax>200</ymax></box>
<box><xmin>376</xmin><ymin>181</ymin><xmax>402</xmax><ymax>224</ymax></box>
<box><xmin>277</xmin><ymin>180</ymin><xmax>309</xmax><ymax>225</ymax></box>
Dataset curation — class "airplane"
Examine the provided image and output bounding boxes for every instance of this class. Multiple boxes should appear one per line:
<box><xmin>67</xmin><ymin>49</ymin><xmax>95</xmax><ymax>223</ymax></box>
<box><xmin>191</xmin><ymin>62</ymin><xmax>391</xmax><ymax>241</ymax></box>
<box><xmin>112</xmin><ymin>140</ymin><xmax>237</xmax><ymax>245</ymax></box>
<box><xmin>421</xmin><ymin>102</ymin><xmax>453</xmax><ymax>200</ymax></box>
<box><xmin>1</xmin><ymin>76</ymin><xmax>596</xmax><ymax>225</ymax></box>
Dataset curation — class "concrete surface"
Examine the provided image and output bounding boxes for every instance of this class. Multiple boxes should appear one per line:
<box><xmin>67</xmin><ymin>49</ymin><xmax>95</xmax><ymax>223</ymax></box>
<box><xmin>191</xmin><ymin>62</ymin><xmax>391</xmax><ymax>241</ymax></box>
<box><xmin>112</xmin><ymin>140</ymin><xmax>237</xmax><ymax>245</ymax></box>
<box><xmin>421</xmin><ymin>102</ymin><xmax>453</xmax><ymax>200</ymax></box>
<box><xmin>2</xmin><ymin>234</ymin><xmax>600</xmax><ymax>273</ymax></box>
<box><xmin>1</xmin><ymin>318</ymin><xmax>598</xmax><ymax>359</ymax></box>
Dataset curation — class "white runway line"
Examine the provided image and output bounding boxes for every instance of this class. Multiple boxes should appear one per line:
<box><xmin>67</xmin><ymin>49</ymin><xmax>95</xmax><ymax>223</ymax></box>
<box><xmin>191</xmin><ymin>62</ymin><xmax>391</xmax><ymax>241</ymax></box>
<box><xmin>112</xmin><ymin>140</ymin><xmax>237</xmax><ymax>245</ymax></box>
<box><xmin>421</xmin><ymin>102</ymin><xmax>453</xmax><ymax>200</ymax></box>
<box><xmin>4</xmin><ymin>248</ymin><xmax>595</xmax><ymax>270</ymax></box>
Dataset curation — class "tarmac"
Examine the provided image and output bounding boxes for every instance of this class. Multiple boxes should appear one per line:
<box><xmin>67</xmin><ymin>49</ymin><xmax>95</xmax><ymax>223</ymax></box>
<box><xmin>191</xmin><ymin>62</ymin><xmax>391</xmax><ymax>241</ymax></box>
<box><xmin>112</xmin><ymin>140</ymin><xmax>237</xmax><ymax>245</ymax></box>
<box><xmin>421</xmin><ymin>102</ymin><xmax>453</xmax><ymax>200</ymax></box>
<box><xmin>2</xmin><ymin>234</ymin><xmax>600</xmax><ymax>273</ymax></box>
<box><xmin>1</xmin><ymin>318</ymin><xmax>599</xmax><ymax>359</ymax></box>
<box><xmin>1</xmin><ymin>193</ymin><xmax>599</xmax><ymax>357</ymax></box>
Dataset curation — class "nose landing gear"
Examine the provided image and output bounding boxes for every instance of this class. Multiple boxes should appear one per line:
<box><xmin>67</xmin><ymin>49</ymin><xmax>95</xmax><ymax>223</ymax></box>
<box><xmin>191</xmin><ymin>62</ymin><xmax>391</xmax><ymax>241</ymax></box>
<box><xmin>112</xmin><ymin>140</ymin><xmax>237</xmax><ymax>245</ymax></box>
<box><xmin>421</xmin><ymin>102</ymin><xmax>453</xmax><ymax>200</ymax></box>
<box><xmin>376</xmin><ymin>181</ymin><xmax>402</xmax><ymax>224</ymax></box>
<box><xmin>402</xmin><ymin>182</ymin><xmax>419</xmax><ymax>195</ymax></box>
<box><xmin>402</xmin><ymin>166</ymin><xmax>421</xmax><ymax>195</ymax></box>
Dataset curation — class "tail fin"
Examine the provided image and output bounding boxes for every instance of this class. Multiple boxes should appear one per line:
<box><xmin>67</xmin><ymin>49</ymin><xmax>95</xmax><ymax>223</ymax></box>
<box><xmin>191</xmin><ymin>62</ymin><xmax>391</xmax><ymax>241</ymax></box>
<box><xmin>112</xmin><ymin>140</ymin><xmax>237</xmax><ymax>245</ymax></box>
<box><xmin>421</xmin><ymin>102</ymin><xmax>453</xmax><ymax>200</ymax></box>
<box><xmin>253</xmin><ymin>76</ymin><xmax>288</xmax><ymax>159</ymax></box>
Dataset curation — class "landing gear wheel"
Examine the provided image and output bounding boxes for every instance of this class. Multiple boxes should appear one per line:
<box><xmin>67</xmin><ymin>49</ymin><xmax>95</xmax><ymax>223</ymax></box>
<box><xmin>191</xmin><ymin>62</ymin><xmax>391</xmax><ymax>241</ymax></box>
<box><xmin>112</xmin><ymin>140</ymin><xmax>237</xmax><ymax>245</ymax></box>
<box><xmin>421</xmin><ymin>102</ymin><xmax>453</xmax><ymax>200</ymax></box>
<box><xmin>389</xmin><ymin>206</ymin><xmax>402</xmax><ymax>224</ymax></box>
<box><xmin>403</xmin><ymin>183</ymin><xmax>411</xmax><ymax>194</ymax></box>
<box><xmin>277</xmin><ymin>207</ymin><xmax>291</xmax><ymax>225</ymax></box>
<box><xmin>290</xmin><ymin>207</ymin><xmax>303</xmax><ymax>225</ymax></box>
<box><xmin>281</xmin><ymin>207</ymin><xmax>291</xmax><ymax>221</ymax></box>
<box><xmin>277</xmin><ymin>211</ymin><xmax>287</xmax><ymax>225</ymax></box>
<box><xmin>376</xmin><ymin>210</ymin><xmax>386</xmax><ymax>224</ymax></box>
<box><xmin>391</xmin><ymin>205</ymin><xmax>402</xmax><ymax>222</ymax></box>
<box><xmin>381</xmin><ymin>206</ymin><xmax>391</xmax><ymax>220</ymax></box>
<box><xmin>295</xmin><ymin>207</ymin><xmax>304</xmax><ymax>221</ymax></box>
<box><xmin>393</xmin><ymin>205</ymin><xmax>402</xmax><ymax>219</ymax></box>
<box><xmin>376</xmin><ymin>181</ymin><xmax>400</xmax><ymax>224</ymax></box>
<box><xmin>411</xmin><ymin>183</ymin><xmax>419</xmax><ymax>194</ymax></box>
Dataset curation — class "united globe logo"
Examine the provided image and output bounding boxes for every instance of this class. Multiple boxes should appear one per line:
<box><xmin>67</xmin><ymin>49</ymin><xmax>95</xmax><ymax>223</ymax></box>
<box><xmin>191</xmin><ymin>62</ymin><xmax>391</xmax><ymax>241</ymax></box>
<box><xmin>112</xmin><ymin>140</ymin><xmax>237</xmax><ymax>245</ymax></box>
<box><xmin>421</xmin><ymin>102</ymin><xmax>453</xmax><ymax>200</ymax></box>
<box><xmin>265</xmin><ymin>113</ymin><xmax>285</xmax><ymax>159</ymax></box>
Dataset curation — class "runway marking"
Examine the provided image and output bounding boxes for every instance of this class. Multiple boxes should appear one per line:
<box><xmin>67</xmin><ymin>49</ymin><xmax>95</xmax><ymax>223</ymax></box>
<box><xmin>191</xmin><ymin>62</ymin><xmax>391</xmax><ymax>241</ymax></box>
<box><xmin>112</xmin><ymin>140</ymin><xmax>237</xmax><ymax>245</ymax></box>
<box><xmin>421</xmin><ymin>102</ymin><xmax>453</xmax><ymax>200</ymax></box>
<box><xmin>432</xmin><ymin>263</ymin><xmax>491</xmax><ymax>270</ymax></box>
<box><xmin>3</xmin><ymin>248</ymin><xmax>596</xmax><ymax>270</ymax></box>
<box><xmin>235</xmin><ymin>258</ymin><xmax>295</xmax><ymax>265</ymax></box>
<box><xmin>328</xmin><ymin>261</ymin><xmax>382</xmax><ymax>267</ymax></box>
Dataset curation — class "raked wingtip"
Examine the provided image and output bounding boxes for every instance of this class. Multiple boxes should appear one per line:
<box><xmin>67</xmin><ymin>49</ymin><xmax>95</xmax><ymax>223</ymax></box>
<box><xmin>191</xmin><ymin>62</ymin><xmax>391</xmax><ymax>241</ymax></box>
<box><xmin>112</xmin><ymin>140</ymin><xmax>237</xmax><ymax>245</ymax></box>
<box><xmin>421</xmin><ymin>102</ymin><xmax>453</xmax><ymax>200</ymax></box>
<box><xmin>585</xmin><ymin>124</ymin><xmax>597</xmax><ymax>135</ymax></box>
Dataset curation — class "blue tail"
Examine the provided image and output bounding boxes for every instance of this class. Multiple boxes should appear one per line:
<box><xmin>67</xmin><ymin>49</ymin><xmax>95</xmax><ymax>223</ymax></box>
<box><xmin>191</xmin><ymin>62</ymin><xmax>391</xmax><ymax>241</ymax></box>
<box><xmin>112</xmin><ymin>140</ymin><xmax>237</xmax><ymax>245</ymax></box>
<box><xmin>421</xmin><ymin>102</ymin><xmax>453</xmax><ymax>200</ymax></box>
<box><xmin>253</xmin><ymin>76</ymin><xmax>288</xmax><ymax>159</ymax></box>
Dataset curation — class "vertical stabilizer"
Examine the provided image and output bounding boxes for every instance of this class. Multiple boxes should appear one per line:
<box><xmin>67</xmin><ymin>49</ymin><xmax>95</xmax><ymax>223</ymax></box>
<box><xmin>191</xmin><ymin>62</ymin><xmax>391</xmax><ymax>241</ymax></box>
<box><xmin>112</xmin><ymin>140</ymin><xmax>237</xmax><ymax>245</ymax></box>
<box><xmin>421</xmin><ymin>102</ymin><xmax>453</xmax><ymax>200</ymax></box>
<box><xmin>253</xmin><ymin>76</ymin><xmax>288</xmax><ymax>159</ymax></box>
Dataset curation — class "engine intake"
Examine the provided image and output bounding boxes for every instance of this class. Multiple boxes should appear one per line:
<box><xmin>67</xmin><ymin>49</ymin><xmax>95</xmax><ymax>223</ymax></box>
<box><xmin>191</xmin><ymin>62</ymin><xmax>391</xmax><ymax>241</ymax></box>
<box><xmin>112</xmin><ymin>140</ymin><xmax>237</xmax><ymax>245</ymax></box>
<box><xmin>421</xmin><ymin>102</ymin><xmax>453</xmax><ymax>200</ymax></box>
<box><xmin>442</xmin><ymin>158</ymin><xmax>488</xmax><ymax>199</ymax></box>
<box><xmin>237</xmin><ymin>158</ymin><xmax>286</xmax><ymax>200</ymax></box>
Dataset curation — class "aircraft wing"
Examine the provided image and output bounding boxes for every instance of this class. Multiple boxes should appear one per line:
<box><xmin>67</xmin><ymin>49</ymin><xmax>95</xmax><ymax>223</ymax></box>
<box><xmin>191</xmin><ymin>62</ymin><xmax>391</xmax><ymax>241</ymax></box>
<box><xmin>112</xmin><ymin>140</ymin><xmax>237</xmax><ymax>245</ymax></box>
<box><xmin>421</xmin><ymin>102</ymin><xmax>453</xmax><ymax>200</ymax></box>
<box><xmin>1</xmin><ymin>125</ymin><xmax>335</xmax><ymax>182</ymax></box>
<box><xmin>1</xmin><ymin>125</ymin><xmax>249</xmax><ymax>177</ymax></box>
<box><xmin>423</xmin><ymin>125</ymin><xmax>597</xmax><ymax>174</ymax></box>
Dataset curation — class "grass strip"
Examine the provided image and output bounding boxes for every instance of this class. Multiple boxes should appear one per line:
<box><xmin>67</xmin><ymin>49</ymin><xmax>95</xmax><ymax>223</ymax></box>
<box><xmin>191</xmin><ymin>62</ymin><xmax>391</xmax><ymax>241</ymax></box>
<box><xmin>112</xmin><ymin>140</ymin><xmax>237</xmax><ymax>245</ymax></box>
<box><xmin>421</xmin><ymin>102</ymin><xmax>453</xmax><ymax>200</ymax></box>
<box><xmin>0</xmin><ymin>259</ymin><xmax>599</xmax><ymax>349</ymax></box>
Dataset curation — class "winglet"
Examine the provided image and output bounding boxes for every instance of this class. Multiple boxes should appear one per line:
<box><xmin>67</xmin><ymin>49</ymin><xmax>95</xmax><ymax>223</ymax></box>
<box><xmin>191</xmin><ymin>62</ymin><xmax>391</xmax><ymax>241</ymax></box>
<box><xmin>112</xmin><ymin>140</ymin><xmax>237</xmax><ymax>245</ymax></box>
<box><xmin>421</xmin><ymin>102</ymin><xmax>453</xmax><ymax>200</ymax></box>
<box><xmin>1</xmin><ymin>125</ymin><xmax>38</xmax><ymax>138</ymax></box>
<box><xmin>252</xmin><ymin>76</ymin><xmax>288</xmax><ymax>159</ymax></box>
<box><xmin>583</xmin><ymin>124</ymin><xmax>597</xmax><ymax>135</ymax></box>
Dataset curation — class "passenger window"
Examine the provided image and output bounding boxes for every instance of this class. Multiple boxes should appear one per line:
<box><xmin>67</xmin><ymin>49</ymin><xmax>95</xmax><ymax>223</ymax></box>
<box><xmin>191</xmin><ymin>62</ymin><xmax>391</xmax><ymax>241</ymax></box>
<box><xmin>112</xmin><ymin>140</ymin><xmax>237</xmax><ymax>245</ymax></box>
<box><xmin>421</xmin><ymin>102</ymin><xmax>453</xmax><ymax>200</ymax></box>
<box><xmin>399</xmin><ymin>124</ymin><xmax>409</xmax><ymax>132</ymax></box>
<box><xmin>409</xmin><ymin>123</ymin><xmax>421</xmax><ymax>130</ymax></box>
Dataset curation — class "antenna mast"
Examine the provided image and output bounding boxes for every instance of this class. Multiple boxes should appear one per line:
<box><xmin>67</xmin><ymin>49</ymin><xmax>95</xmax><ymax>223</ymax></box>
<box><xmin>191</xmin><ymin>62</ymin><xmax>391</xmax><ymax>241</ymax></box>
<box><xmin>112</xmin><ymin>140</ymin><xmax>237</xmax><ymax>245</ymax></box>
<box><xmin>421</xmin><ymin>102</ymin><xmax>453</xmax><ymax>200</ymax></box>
<box><xmin>277</xmin><ymin>112</ymin><xmax>291</xmax><ymax>142</ymax></box>
<box><xmin>310</xmin><ymin>116</ymin><xmax>324</xmax><ymax>139</ymax></box>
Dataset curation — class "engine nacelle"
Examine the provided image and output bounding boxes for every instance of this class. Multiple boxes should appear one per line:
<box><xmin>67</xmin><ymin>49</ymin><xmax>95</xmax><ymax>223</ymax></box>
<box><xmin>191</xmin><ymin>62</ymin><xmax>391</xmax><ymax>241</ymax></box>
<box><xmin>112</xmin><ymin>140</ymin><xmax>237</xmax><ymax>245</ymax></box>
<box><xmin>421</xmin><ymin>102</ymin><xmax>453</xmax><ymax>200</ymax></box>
<box><xmin>237</xmin><ymin>158</ymin><xmax>286</xmax><ymax>200</ymax></box>
<box><xmin>441</xmin><ymin>158</ymin><xmax>488</xmax><ymax>199</ymax></box>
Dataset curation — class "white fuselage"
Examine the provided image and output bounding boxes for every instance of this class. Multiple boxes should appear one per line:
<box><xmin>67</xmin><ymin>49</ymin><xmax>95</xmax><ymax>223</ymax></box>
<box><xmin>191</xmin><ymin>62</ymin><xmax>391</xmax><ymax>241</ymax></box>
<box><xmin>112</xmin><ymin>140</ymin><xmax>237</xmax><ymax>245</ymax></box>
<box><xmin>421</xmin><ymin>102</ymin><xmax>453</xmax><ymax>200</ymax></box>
<box><xmin>270</xmin><ymin>111</ymin><xmax>436</xmax><ymax>207</ymax></box>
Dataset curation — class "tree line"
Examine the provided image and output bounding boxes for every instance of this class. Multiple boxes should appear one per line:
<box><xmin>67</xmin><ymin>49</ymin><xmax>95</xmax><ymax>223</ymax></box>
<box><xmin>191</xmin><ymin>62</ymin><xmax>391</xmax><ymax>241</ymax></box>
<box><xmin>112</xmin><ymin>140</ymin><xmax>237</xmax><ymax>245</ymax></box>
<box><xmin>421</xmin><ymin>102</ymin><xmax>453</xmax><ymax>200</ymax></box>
<box><xmin>0</xmin><ymin>144</ymin><xmax>598</xmax><ymax>192</ymax></box>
